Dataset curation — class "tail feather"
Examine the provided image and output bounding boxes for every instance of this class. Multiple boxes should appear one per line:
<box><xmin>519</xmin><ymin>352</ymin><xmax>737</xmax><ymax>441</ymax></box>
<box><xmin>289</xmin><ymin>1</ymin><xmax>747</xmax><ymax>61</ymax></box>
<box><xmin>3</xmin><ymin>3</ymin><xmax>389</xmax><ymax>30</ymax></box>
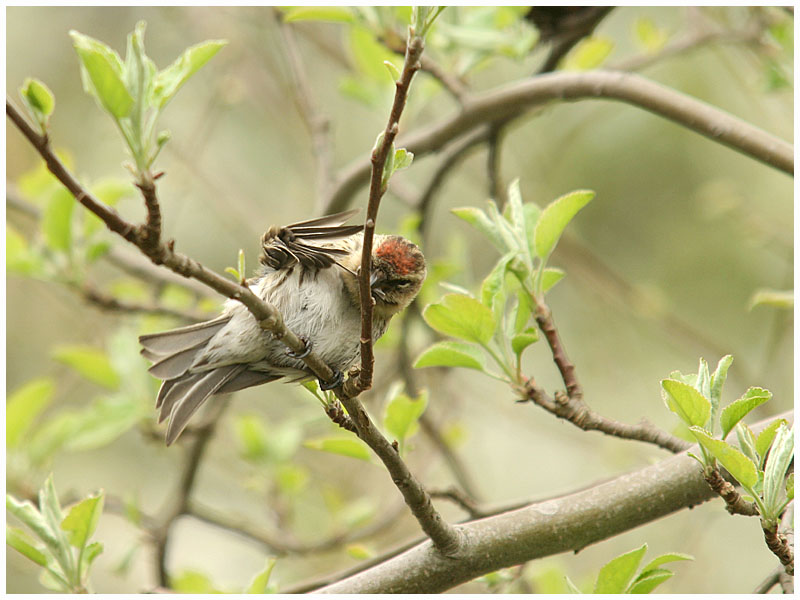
<box><xmin>139</xmin><ymin>315</ymin><xmax>230</xmax><ymax>354</ymax></box>
<box><xmin>148</xmin><ymin>343</ymin><xmax>207</xmax><ymax>380</ymax></box>
<box><xmin>216</xmin><ymin>369</ymin><xmax>281</xmax><ymax>394</ymax></box>
<box><xmin>165</xmin><ymin>365</ymin><xmax>245</xmax><ymax>445</ymax></box>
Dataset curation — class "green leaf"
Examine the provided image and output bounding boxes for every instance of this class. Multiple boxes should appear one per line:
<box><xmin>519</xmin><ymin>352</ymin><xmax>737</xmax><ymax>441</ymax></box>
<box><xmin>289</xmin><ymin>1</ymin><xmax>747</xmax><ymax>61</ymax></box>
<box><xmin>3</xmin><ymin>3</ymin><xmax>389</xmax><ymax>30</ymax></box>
<box><xmin>749</xmin><ymin>289</ymin><xmax>793</xmax><ymax>310</ymax></box>
<box><xmin>593</xmin><ymin>543</ymin><xmax>647</xmax><ymax>593</ymax></box>
<box><xmin>7</xmin><ymin>378</ymin><xmax>55</xmax><ymax>448</ymax></box>
<box><xmin>564</xmin><ymin>575</ymin><xmax>583</xmax><ymax>594</ymax></box>
<box><xmin>61</xmin><ymin>492</ymin><xmax>104</xmax><ymax>549</ymax></box>
<box><xmin>42</xmin><ymin>189</ymin><xmax>75</xmax><ymax>252</ymax></box>
<box><xmin>7</xmin><ymin>225</ymin><xmax>42</xmax><ymax>275</ymax></box>
<box><xmin>20</xmin><ymin>78</ymin><xmax>55</xmax><ymax>129</ymax></box>
<box><xmin>512</xmin><ymin>289</ymin><xmax>534</xmax><ymax>334</ymax></box>
<box><xmin>234</xmin><ymin>414</ymin><xmax>271</xmax><ymax>462</ymax></box>
<box><xmin>762</xmin><ymin>424</ymin><xmax>794</xmax><ymax>520</ymax></box>
<box><xmin>638</xmin><ymin>552</ymin><xmax>693</xmax><ymax>574</ymax></box>
<box><xmin>661</xmin><ymin>379</ymin><xmax>711</xmax><ymax>428</ymax></box>
<box><xmin>38</xmin><ymin>476</ymin><xmax>74</xmax><ymax>577</ymax></box>
<box><xmin>634</xmin><ymin>18</ymin><xmax>668</xmax><ymax>52</ymax></box>
<box><xmin>7</xmin><ymin>526</ymin><xmax>49</xmax><ymax>567</ymax></box>
<box><xmin>756</xmin><ymin>419</ymin><xmax>788</xmax><ymax>466</ymax></box>
<box><xmin>720</xmin><ymin>387</ymin><xmax>772</xmax><ymax>439</ymax></box>
<box><xmin>304</xmin><ymin>437</ymin><xmax>371</xmax><ymax>462</ymax></box>
<box><xmin>628</xmin><ymin>569</ymin><xmax>673</xmax><ymax>594</ymax></box>
<box><xmin>69</xmin><ymin>30</ymin><xmax>133</xmax><ymax>118</ymax></box>
<box><xmin>414</xmin><ymin>341</ymin><xmax>486</xmax><ymax>371</ymax></box>
<box><xmin>6</xmin><ymin>495</ymin><xmax>62</xmax><ymax>557</ymax></box>
<box><xmin>696</xmin><ymin>358</ymin><xmax>711</xmax><ymax>404</ymax></box>
<box><xmin>172</xmin><ymin>569</ymin><xmax>222</xmax><ymax>594</ymax></box>
<box><xmin>541</xmin><ymin>267</ymin><xmax>565</xmax><ymax>293</ymax></box>
<box><xmin>81</xmin><ymin>541</ymin><xmax>103</xmax><ymax>579</ymax></box>
<box><xmin>511</xmin><ymin>328</ymin><xmax>539</xmax><ymax>356</ymax></box>
<box><xmin>384</xmin><ymin>389</ymin><xmax>428</xmax><ymax>445</ymax></box>
<box><xmin>422</xmin><ymin>293</ymin><xmax>496</xmax><ymax>345</ymax></box>
<box><xmin>534</xmin><ymin>190</ymin><xmax>594</xmax><ymax>260</ymax></box>
<box><xmin>451</xmin><ymin>206</ymin><xmax>506</xmax><ymax>252</ymax></box>
<box><xmin>393</xmin><ymin>147</ymin><xmax>414</xmax><ymax>172</ymax></box>
<box><xmin>735</xmin><ymin>423</ymin><xmax>759</xmax><ymax>466</ymax></box>
<box><xmin>481</xmin><ymin>253</ymin><xmax>514</xmax><ymax>322</ymax></box>
<box><xmin>152</xmin><ymin>39</ymin><xmax>227</xmax><ymax>109</ymax></box>
<box><xmin>246</xmin><ymin>557</ymin><xmax>277</xmax><ymax>593</ymax></box>
<box><xmin>348</xmin><ymin>25</ymin><xmax>399</xmax><ymax>81</ymax></box>
<box><xmin>283</xmin><ymin>6</ymin><xmax>355</xmax><ymax>23</ymax></box>
<box><xmin>345</xmin><ymin>543</ymin><xmax>373</xmax><ymax>560</ymax></box>
<box><xmin>709</xmin><ymin>354</ymin><xmax>733</xmax><ymax>423</ymax></box>
<box><xmin>86</xmin><ymin>241</ymin><xmax>112</xmax><ymax>263</ymax></box>
<box><xmin>689</xmin><ymin>427</ymin><xmax>758</xmax><ymax>488</ymax></box>
<box><xmin>563</xmin><ymin>37</ymin><xmax>614</xmax><ymax>70</ymax></box>
<box><xmin>53</xmin><ymin>345</ymin><xmax>121</xmax><ymax>390</ymax></box>
<box><xmin>786</xmin><ymin>473</ymin><xmax>794</xmax><ymax>501</ymax></box>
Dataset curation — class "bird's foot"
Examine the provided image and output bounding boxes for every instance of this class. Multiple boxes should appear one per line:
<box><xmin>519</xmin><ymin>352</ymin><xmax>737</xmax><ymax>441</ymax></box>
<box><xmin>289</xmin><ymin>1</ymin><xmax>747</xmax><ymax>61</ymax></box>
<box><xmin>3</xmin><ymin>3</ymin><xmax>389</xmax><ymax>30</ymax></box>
<box><xmin>286</xmin><ymin>336</ymin><xmax>313</xmax><ymax>359</ymax></box>
<box><xmin>319</xmin><ymin>369</ymin><xmax>343</xmax><ymax>391</ymax></box>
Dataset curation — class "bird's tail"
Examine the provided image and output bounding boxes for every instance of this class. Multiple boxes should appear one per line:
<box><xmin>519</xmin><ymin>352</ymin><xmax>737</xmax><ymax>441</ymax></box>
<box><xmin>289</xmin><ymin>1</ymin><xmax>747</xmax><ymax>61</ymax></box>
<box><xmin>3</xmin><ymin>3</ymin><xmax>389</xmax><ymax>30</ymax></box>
<box><xmin>139</xmin><ymin>316</ymin><xmax>277</xmax><ymax>445</ymax></box>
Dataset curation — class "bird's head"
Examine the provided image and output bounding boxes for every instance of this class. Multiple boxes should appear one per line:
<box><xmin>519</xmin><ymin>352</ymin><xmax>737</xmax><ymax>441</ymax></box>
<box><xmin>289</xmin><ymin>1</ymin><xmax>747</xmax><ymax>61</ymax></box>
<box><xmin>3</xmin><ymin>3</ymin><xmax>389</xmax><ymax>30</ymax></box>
<box><xmin>368</xmin><ymin>235</ymin><xmax>426</xmax><ymax>317</ymax></box>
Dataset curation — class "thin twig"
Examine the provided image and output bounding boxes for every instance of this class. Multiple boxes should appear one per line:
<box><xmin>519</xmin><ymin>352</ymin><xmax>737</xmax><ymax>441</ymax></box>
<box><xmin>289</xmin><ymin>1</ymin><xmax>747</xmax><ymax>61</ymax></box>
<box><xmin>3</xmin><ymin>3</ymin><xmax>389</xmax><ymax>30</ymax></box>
<box><xmin>273</xmin><ymin>9</ymin><xmax>334</xmax><ymax>208</ymax></box>
<box><xmin>534</xmin><ymin>301</ymin><xmax>582</xmax><ymax>399</ymax></box>
<box><xmin>703</xmin><ymin>467</ymin><xmax>760</xmax><ymax>516</ymax></box>
<box><xmin>78</xmin><ymin>282</ymin><xmax>206</xmax><ymax>323</ymax></box>
<box><xmin>323</xmin><ymin>69</ymin><xmax>793</xmax><ymax>212</ymax></box>
<box><xmin>429</xmin><ymin>487</ymin><xmax>486</xmax><ymax>519</ymax></box>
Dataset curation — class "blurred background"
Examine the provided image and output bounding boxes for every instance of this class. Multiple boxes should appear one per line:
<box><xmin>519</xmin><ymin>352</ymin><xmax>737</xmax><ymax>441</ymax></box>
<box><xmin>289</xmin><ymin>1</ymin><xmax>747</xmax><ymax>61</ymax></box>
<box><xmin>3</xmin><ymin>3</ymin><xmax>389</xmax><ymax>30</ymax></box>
<box><xmin>6</xmin><ymin>6</ymin><xmax>793</xmax><ymax>593</ymax></box>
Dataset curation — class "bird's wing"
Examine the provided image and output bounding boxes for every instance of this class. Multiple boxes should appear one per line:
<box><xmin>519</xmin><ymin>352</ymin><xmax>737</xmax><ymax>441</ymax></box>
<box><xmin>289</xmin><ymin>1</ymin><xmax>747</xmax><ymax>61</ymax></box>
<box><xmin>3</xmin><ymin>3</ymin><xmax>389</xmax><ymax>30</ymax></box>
<box><xmin>260</xmin><ymin>209</ymin><xmax>363</xmax><ymax>271</ymax></box>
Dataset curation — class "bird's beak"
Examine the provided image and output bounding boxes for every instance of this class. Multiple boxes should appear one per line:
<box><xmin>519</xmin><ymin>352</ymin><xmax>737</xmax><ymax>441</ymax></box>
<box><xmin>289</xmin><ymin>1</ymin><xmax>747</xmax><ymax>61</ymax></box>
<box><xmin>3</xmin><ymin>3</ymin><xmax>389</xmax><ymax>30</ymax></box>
<box><xmin>370</xmin><ymin>271</ymin><xmax>387</xmax><ymax>301</ymax></box>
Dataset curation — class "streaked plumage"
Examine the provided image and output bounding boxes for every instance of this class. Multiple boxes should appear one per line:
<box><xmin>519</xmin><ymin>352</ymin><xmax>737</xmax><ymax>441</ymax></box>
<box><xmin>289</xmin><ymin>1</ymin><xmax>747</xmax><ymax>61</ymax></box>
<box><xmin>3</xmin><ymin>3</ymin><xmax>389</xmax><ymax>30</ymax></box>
<box><xmin>140</xmin><ymin>210</ymin><xmax>426</xmax><ymax>445</ymax></box>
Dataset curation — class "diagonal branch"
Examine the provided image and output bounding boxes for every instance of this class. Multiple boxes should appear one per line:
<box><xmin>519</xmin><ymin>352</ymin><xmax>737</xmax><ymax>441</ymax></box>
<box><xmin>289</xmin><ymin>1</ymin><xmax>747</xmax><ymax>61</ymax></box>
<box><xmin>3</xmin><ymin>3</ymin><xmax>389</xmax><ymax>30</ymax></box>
<box><xmin>324</xmin><ymin>70</ymin><xmax>793</xmax><ymax>212</ymax></box>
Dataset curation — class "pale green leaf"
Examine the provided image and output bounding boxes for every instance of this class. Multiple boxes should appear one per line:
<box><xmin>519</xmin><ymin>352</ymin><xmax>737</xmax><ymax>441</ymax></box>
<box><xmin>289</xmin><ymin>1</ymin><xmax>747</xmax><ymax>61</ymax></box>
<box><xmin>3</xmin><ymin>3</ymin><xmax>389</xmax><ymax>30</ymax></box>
<box><xmin>283</xmin><ymin>6</ymin><xmax>355</xmax><ymax>23</ymax></box>
<box><xmin>689</xmin><ymin>427</ymin><xmax>758</xmax><ymax>488</ymax></box>
<box><xmin>69</xmin><ymin>30</ymin><xmax>133</xmax><ymax>118</ymax></box>
<box><xmin>709</xmin><ymin>354</ymin><xmax>733</xmax><ymax>424</ymax></box>
<box><xmin>414</xmin><ymin>341</ymin><xmax>486</xmax><ymax>371</ymax></box>
<box><xmin>541</xmin><ymin>267</ymin><xmax>565</xmax><ymax>293</ymax></box>
<box><xmin>749</xmin><ymin>289</ymin><xmax>793</xmax><ymax>310</ymax></box>
<box><xmin>534</xmin><ymin>190</ymin><xmax>594</xmax><ymax>259</ymax></box>
<box><xmin>152</xmin><ymin>40</ymin><xmax>227</xmax><ymax>109</ymax></box>
<box><xmin>661</xmin><ymin>379</ymin><xmax>711</xmax><ymax>428</ymax></box>
<box><xmin>20</xmin><ymin>78</ymin><xmax>55</xmax><ymax>128</ymax></box>
<box><xmin>720</xmin><ymin>387</ymin><xmax>772</xmax><ymax>439</ymax></box>
<box><xmin>304</xmin><ymin>437</ymin><xmax>371</xmax><ymax>462</ymax></box>
<box><xmin>42</xmin><ymin>189</ymin><xmax>74</xmax><ymax>252</ymax></box>
<box><xmin>511</xmin><ymin>328</ymin><xmax>539</xmax><ymax>356</ymax></box>
<box><xmin>762</xmin><ymin>424</ymin><xmax>794</xmax><ymax>519</ymax></box>
<box><xmin>563</xmin><ymin>37</ymin><xmax>614</xmax><ymax>71</ymax></box>
<box><xmin>246</xmin><ymin>557</ymin><xmax>277</xmax><ymax>593</ymax></box>
<box><xmin>61</xmin><ymin>492</ymin><xmax>104</xmax><ymax>549</ymax></box>
<box><xmin>422</xmin><ymin>293</ymin><xmax>496</xmax><ymax>345</ymax></box>
<box><xmin>384</xmin><ymin>390</ymin><xmax>428</xmax><ymax>444</ymax></box>
<box><xmin>756</xmin><ymin>419</ymin><xmax>788</xmax><ymax>466</ymax></box>
<box><xmin>7</xmin><ymin>378</ymin><xmax>55</xmax><ymax>448</ymax></box>
<box><xmin>451</xmin><ymin>206</ymin><xmax>506</xmax><ymax>252</ymax></box>
<box><xmin>593</xmin><ymin>543</ymin><xmax>647</xmax><ymax>593</ymax></box>
<box><xmin>638</xmin><ymin>552</ymin><xmax>693</xmax><ymax>574</ymax></box>
<box><xmin>628</xmin><ymin>570</ymin><xmax>673</xmax><ymax>594</ymax></box>
<box><xmin>53</xmin><ymin>345</ymin><xmax>121</xmax><ymax>390</ymax></box>
<box><xmin>7</xmin><ymin>526</ymin><xmax>48</xmax><ymax>567</ymax></box>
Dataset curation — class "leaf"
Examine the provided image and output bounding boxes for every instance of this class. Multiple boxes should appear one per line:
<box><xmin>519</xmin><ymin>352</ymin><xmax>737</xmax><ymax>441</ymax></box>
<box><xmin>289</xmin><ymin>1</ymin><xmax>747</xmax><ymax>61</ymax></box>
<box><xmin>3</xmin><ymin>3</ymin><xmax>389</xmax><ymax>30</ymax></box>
<box><xmin>7</xmin><ymin>378</ymin><xmax>55</xmax><ymax>448</ymax></box>
<box><xmin>414</xmin><ymin>341</ymin><xmax>486</xmax><ymax>371</ymax></box>
<box><xmin>283</xmin><ymin>6</ymin><xmax>355</xmax><ymax>23</ymax></box>
<box><xmin>756</xmin><ymin>418</ymin><xmax>788</xmax><ymax>465</ymax></box>
<box><xmin>564</xmin><ymin>575</ymin><xmax>583</xmax><ymax>594</ymax></box>
<box><xmin>749</xmin><ymin>289</ymin><xmax>793</xmax><ymax>310</ymax></box>
<box><xmin>634</xmin><ymin>18</ymin><xmax>668</xmax><ymax>52</ymax></box>
<box><xmin>345</xmin><ymin>543</ymin><xmax>373</xmax><ymax>560</ymax></box>
<box><xmin>7</xmin><ymin>225</ymin><xmax>42</xmax><ymax>275</ymax></box>
<box><xmin>53</xmin><ymin>345</ymin><xmax>121</xmax><ymax>390</ymax></box>
<box><xmin>638</xmin><ymin>552</ymin><xmax>693</xmax><ymax>574</ymax></box>
<box><xmin>534</xmin><ymin>190</ymin><xmax>594</xmax><ymax>260</ymax></box>
<box><xmin>6</xmin><ymin>495</ymin><xmax>62</xmax><ymax>557</ymax></box>
<box><xmin>511</xmin><ymin>328</ymin><xmax>539</xmax><ymax>356</ymax></box>
<box><xmin>69</xmin><ymin>30</ymin><xmax>133</xmax><ymax>118</ymax></box>
<box><xmin>384</xmin><ymin>389</ymin><xmax>428</xmax><ymax>445</ymax></box>
<box><xmin>152</xmin><ymin>39</ymin><xmax>227</xmax><ymax>109</ymax></box>
<box><xmin>61</xmin><ymin>492</ymin><xmax>104</xmax><ymax>549</ymax></box>
<box><xmin>42</xmin><ymin>189</ymin><xmax>75</xmax><ymax>252</ymax></box>
<box><xmin>709</xmin><ymin>354</ymin><xmax>733</xmax><ymax>422</ymax></box>
<box><xmin>689</xmin><ymin>427</ymin><xmax>758</xmax><ymax>489</ymax></box>
<box><xmin>786</xmin><ymin>473</ymin><xmax>794</xmax><ymax>501</ymax></box>
<box><xmin>38</xmin><ymin>476</ymin><xmax>74</xmax><ymax>577</ymax></box>
<box><xmin>720</xmin><ymin>387</ymin><xmax>772</xmax><ymax>439</ymax></box>
<box><xmin>563</xmin><ymin>37</ymin><xmax>614</xmax><ymax>70</ymax></box>
<box><xmin>422</xmin><ymin>293</ymin><xmax>496</xmax><ymax>345</ymax></box>
<box><xmin>393</xmin><ymin>148</ymin><xmax>413</xmax><ymax>172</ymax></box>
<box><xmin>348</xmin><ymin>25</ymin><xmax>398</xmax><ymax>81</ymax></box>
<box><xmin>304</xmin><ymin>437</ymin><xmax>371</xmax><ymax>462</ymax></box>
<box><xmin>762</xmin><ymin>424</ymin><xmax>794</xmax><ymax>520</ymax></box>
<box><xmin>593</xmin><ymin>543</ymin><xmax>647</xmax><ymax>593</ymax></box>
<box><xmin>451</xmin><ymin>206</ymin><xmax>507</xmax><ymax>252</ymax></box>
<box><xmin>7</xmin><ymin>526</ymin><xmax>48</xmax><ymax>567</ymax></box>
<box><xmin>661</xmin><ymin>379</ymin><xmax>711</xmax><ymax>428</ymax></box>
<box><xmin>735</xmin><ymin>423</ymin><xmax>759</xmax><ymax>466</ymax></box>
<box><xmin>481</xmin><ymin>253</ymin><xmax>514</xmax><ymax>322</ymax></box>
<box><xmin>246</xmin><ymin>557</ymin><xmax>277</xmax><ymax>593</ymax></box>
<box><xmin>512</xmin><ymin>289</ymin><xmax>533</xmax><ymax>334</ymax></box>
<box><xmin>81</xmin><ymin>542</ymin><xmax>104</xmax><ymax>579</ymax></box>
<box><xmin>171</xmin><ymin>569</ymin><xmax>222</xmax><ymax>594</ymax></box>
<box><xmin>695</xmin><ymin>358</ymin><xmax>711</xmax><ymax>404</ymax></box>
<box><xmin>20</xmin><ymin>78</ymin><xmax>55</xmax><ymax>128</ymax></box>
<box><xmin>628</xmin><ymin>570</ymin><xmax>673</xmax><ymax>594</ymax></box>
<box><xmin>541</xmin><ymin>267</ymin><xmax>565</xmax><ymax>293</ymax></box>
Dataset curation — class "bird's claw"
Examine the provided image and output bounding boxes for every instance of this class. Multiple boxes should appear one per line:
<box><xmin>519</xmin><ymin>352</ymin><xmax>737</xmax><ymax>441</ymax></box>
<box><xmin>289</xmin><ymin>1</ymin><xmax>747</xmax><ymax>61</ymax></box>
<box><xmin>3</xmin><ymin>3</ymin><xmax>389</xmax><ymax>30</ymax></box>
<box><xmin>319</xmin><ymin>369</ymin><xmax>343</xmax><ymax>391</ymax></box>
<box><xmin>286</xmin><ymin>336</ymin><xmax>313</xmax><ymax>359</ymax></box>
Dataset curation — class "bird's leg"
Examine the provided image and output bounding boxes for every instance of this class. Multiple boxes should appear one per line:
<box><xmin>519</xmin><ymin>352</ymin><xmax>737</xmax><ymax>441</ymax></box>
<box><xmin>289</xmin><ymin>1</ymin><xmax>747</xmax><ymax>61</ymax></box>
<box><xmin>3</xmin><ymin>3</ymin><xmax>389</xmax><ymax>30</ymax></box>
<box><xmin>286</xmin><ymin>335</ymin><xmax>313</xmax><ymax>359</ymax></box>
<box><xmin>319</xmin><ymin>368</ymin><xmax>343</xmax><ymax>391</ymax></box>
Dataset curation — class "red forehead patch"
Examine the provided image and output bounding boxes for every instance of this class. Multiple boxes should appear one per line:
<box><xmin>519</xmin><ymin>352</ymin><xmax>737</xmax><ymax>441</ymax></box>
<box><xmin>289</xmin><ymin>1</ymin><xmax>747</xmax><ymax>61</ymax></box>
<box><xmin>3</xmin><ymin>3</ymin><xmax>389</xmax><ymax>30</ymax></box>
<box><xmin>375</xmin><ymin>238</ymin><xmax>419</xmax><ymax>275</ymax></box>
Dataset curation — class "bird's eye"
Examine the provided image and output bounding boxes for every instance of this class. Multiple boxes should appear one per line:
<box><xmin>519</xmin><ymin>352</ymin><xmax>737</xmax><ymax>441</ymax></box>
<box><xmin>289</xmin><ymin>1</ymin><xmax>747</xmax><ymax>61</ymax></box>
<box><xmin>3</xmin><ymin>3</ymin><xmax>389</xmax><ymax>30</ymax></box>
<box><xmin>387</xmin><ymin>279</ymin><xmax>412</xmax><ymax>289</ymax></box>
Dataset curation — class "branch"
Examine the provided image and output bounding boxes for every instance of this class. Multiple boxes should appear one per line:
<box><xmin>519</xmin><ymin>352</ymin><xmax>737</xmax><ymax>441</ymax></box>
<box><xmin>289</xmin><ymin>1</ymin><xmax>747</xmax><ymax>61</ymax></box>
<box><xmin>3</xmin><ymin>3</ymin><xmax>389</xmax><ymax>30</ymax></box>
<box><xmin>78</xmin><ymin>282</ymin><xmax>207</xmax><ymax>323</ymax></box>
<box><xmin>274</xmin><ymin>9</ymin><xmax>334</xmax><ymax>208</ymax></box>
<box><xmin>311</xmin><ymin>411</ymin><xmax>791</xmax><ymax>593</ymax></box>
<box><xmin>703</xmin><ymin>466</ymin><xmax>759</xmax><ymax>516</ymax></box>
<box><xmin>534</xmin><ymin>301</ymin><xmax>582</xmax><ymax>399</ymax></box>
<box><xmin>324</xmin><ymin>69</ymin><xmax>793</xmax><ymax>212</ymax></box>
<box><xmin>753</xmin><ymin>566</ymin><xmax>783</xmax><ymax>593</ymax></box>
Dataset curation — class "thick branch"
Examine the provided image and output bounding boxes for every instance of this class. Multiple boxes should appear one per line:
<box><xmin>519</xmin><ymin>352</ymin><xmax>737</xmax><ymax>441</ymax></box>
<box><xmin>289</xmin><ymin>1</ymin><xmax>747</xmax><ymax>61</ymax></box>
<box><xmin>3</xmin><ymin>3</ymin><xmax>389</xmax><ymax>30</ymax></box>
<box><xmin>312</xmin><ymin>412</ymin><xmax>791</xmax><ymax>593</ymax></box>
<box><xmin>324</xmin><ymin>70</ymin><xmax>793</xmax><ymax>212</ymax></box>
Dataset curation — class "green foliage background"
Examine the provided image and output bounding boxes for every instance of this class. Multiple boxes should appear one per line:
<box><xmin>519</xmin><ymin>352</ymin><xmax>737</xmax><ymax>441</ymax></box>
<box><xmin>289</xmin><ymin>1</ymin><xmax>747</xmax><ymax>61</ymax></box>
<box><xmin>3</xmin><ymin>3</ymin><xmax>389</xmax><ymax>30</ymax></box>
<box><xmin>6</xmin><ymin>6</ymin><xmax>792</xmax><ymax>593</ymax></box>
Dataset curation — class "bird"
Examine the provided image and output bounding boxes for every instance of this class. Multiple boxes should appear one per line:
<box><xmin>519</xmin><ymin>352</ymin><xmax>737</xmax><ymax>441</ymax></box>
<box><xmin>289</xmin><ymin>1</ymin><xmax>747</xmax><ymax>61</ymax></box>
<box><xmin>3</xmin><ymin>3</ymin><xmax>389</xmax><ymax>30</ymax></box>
<box><xmin>139</xmin><ymin>209</ymin><xmax>426</xmax><ymax>445</ymax></box>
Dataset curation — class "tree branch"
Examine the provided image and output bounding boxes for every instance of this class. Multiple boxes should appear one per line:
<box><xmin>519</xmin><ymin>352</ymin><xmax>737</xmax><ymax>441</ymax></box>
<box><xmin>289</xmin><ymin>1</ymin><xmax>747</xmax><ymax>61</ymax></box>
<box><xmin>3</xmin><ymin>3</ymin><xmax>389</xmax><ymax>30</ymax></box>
<box><xmin>324</xmin><ymin>69</ymin><xmax>793</xmax><ymax>212</ymax></box>
<box><xmin>703</xmin><ymin>466</ymin><xmax>759</xmax><ymax>516</ymax></box>
<box><xmin>310</xmin><ymin>411</ymin><xmax>791</xmax><ymax>593</ymax></box>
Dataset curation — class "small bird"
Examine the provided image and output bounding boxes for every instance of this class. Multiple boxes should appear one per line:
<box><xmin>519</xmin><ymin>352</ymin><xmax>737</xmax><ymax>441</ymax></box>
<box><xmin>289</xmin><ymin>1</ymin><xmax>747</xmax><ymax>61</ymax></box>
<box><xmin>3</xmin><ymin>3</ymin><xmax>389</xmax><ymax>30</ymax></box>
<box><xmin>139</xmin><ymin>210</ymin><xmax>426</xmax><ymax>445</ymax></box>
